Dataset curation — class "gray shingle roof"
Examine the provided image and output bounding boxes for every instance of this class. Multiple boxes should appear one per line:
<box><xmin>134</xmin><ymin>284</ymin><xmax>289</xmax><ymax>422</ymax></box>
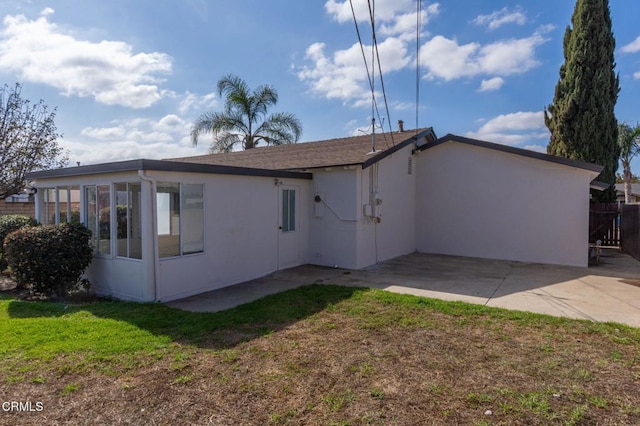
<box><xmin>169</xmin><ymin>128</ymin><xmax>434</xmax><ymax>170</ymax></box>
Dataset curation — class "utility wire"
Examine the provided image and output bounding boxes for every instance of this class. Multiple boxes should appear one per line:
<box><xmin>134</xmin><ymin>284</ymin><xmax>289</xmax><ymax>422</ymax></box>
<box><xmin>415</xmin><ymin>0</ymin><xmax>422</xmax><ymax>134</ymax></box>
<box><xmin>349</xmin><ymin>0</ymin><xmax>389</xmax><ymax>149</ymax></box>
<box><xmin>367</xmin><ymin>0</ymin><xmax>395</xmax><ymax>147</ymax></box>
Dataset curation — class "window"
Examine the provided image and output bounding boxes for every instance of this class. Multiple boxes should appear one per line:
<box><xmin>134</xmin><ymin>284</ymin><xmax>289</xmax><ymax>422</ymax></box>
<box><xmin>157</xmin><ymin>183</ymin><xmax>204</xmax><ymax>258</ymax></box>
<box><xmin>181</xmin><ymin>184</ymin><xmax>204</xmax><ymax>254</ymax></box>
<box><xmin>59</xmin><ymin>186</ymin><xmax>81</xmax><ymax>224</ymax></box>
<box><xmin>85</xmin><ymin>185</ymin><xmax>111</xmax><ymax>255</ymax></box>
<box><xmin>41</xmin><ymin>186</ymin><xmax>80</xmax><ymax>224</ymax></box>
<box><xmin>41</xmin><ymin>188</ymin><xmax>55</xmax><ymax>224</ymax></box>
<box><xmin>116</xmin><ymin>183</ymin><xmax>142</xmax><ymax>259</ymax></box>
<box><xmin>282</xmin><ymin>189</ymin><xmax>296</xmax><ymax>232</ymax></box>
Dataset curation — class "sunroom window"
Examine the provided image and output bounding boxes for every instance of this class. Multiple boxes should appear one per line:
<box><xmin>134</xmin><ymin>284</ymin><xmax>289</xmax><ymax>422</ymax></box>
<box><xmin>85</xmin><ymin>185</ymin><xmax>111</xmax><ymax>255</ymax></box>
<box><xmin>41</xmin><ymin>186</ymin><xmax>81</xmax><ymax>225</ymax></box>
<box><xmin>157</xmin><ymin>183</ymin><xmax>204</xmax><ymax>258</ymax></box>
<box><xmin>115</xmin><ymin>183</ymin><xmax>142</xmax><ymax>259</ymax></box>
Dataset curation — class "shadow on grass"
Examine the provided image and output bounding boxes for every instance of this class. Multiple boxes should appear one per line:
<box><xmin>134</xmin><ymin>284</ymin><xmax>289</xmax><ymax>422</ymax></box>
<box><xmin>6</xmin><ymin>284</ymin><xmax>364</xmax><ymax>350</ymax></box>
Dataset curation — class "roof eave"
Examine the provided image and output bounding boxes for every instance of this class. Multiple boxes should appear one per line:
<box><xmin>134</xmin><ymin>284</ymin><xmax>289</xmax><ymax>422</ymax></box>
<box><xmin>419</xmin><ymin>133</ymin><xmax>604</xmax><ymax>174</ymax></box>
<box><xmin>26</xmin><ymin>159</ymin><xmax>313</xmax><ymax>180</ymax></box>
<box><xmin>362</xmin><ymin>127</ymin><xmax>436</xmax><ymax>169</ymax></box>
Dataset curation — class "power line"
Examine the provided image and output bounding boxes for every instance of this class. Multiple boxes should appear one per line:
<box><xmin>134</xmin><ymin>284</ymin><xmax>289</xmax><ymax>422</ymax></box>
<box><xmin>367</xmin><ymin>0</ymin><xmax>395</xmax><ymax>146</ymax></box>
<box><xmin>416</xmin><ymin>0</ymin><xmax>421</xmax><ymax>134</ymax></box>
<box><xmin>348</xmin><ymin>0</ymin><xmax>389</xmax><ymax>149</ymax></box>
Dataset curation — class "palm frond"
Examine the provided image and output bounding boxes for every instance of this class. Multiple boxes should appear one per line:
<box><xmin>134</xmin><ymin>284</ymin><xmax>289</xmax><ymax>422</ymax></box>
<box><xmin>217</xmin><ymin>74</ymin><xmax>249</xmax><ymax>102</ymax></box>
<box><xmin>191</xmin><ymin>111</ymin><xmax>249</xmax><ymax>146</ymax></box>
<box><xmin>618</xmin><ymin>122</ymin><xmax>640</xmax><ymax>161</ymax></box>
<box><xmin>192</xmin><ymin>74</ymin><xmax>302</xmax><ymax>151</ymax></box>
<box><xmin>210</xmin><ymin>132</ymin><xmax>242</xmax><ymax>154</ymax></box>
<box><xmin>256</xmin><ymin>112</ymin><xmax>303</xmax><ymax>145</ymax></box>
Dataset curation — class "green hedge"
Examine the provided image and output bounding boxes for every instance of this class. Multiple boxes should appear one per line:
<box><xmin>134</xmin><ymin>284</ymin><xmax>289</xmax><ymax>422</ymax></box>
<box><xmin>0</xmin><ymin>215</ymin><xmax>38</xmax><ymax>271</ymax></box>
<box><xmin>4</xmin><ymin>223</ymin><xmax>93</xmax><ymax>298</ymax></box>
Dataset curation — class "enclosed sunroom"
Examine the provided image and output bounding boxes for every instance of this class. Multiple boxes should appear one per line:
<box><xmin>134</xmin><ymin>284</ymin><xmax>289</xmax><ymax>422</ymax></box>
<box><xmin>26</xmin><ymin>159</ymin><xmax>312</xmax><ymax>302</ymax></box>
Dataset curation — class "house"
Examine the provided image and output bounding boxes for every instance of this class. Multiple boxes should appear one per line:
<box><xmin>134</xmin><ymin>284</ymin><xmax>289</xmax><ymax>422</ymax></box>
<box><xmin>26</xmin><ymin>128</ymin><xmax>602</xmax><ymax>302</ymax></box>
<box><xmin>615</xmin><ymin>183</ymin><xmax>640</xmax><ymax>203</ymax></box>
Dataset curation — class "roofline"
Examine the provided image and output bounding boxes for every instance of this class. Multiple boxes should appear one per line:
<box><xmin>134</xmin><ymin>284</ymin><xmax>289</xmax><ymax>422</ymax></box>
<box><xmin>418</xmin><ymin>134</ymin><xmax>604</xmax><ymax>174</ymax></box>
<box><xmin>362</xmin><ymin>127</ymin><xmax>436</xmax><ymax>169</ymax></box>
<box><xmin>25</xmin><ymin>159</ymin><xmax>313</xmax><ymax>180</ymax></box>
<box><xmin>590</xmin><ymin>180</ymin><xmax>610</xmax><ymax>191</ymax></box>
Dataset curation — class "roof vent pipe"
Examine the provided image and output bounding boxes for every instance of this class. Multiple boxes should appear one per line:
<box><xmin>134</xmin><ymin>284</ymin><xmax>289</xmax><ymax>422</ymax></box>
<box><xmin>398</xmin><ymin>120</ymin><xmax>404</xmax><ymax>132</ymax></box>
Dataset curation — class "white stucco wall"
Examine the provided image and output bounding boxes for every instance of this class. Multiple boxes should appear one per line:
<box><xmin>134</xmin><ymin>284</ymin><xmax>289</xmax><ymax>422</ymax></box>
<box><xmin>32</xmin><ymin>170</ymin><xmax>311</xmax><ymax>302</ymax></box>
<box><xmin>356</xmin><ymin>144</ymin><xmax>417</xmax><ymax>268</ymax></box>
<box><xmin>415</xmin><ymin>141</ymin><xmax>594</xmax><ymax>267</ymax></box>
<box><xmin>148</xmin><ymin>171</ymin><xmax>311</xmax><ymax>302</ymax></box>
<box><xmin>309</xmin><ymin>168</ymin><xmax>359</xmax><ymax>269</ymax></box>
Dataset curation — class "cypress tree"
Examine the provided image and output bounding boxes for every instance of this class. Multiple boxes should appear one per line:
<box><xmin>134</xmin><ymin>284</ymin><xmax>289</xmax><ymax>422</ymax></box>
<box><xmin>545</xmin><ymin>0</ymin><xmax>619</xmax><ymax>202</ymax></box>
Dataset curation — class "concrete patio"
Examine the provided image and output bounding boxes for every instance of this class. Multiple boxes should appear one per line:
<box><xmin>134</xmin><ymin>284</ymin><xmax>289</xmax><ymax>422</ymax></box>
<box><xmin>168</xmin><ymin>248</ymin><xmax>640</xmax><ymax>328</ymax></box>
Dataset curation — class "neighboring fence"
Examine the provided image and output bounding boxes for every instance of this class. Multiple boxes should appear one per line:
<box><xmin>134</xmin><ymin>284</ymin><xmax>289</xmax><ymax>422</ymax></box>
<box><xmin>621</xmin><ymin>204</ymin><xmax>640</xmax><ymax>261</ymax></box>
<box><xmin>589</xmin><ymin>203</ymin><xmax>620</xmax><ymax>246</ymax></box>
<box><xmin>0</xmin><ymin>199</ymin><xmax>35</xmax><ymax>218</ymax></box>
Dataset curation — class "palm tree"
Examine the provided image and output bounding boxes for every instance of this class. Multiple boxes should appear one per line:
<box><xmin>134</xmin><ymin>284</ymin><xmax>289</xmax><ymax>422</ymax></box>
<box><xmin>617</xmin><ymin>122</ymin><xmax>640</xmax><ymax>204</ymax></box>
<box><xmin>191</xmin><ymin>74</ymin><xmax>302</xmax><ymax>153</ymax></box>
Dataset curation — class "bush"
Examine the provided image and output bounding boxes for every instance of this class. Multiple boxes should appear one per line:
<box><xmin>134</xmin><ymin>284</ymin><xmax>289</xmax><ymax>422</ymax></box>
<box><xmin>4</xmin><ymin>223</ymin><xmax>93</xmax><ymax>298</ymax></box>
<box><xmin>0</xmin><ymin>214</ymin><xmax>38</xmax><ymax>271</ymax></box>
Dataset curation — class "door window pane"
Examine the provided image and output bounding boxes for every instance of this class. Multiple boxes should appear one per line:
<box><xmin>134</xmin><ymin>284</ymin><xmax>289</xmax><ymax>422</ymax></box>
<box><xmin>282</xmin><ymin>189</ymin><xmax>296</xmax><ymax>232</ymax></box>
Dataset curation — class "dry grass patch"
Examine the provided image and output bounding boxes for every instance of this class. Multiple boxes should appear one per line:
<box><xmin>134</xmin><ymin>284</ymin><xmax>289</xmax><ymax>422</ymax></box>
<box><xmin>0</xmin><ymin>285</ymin><xmax>638</xmax><ymax>425</ymax></box>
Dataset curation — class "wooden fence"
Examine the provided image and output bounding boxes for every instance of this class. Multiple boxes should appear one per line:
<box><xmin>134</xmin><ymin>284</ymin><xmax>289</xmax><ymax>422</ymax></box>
<box><xmin>0</xmin><ymin>200</ymin><xmax>35</xmax><ymax>218</ymax></box>
<box><xmin>621</xmin><ymin>204</ymin><xmax>640</xmax><ymax>261</ymax></box>
<box><xmin>589</xmin><ymin>203</ymin><xmax>620</xmax><ymax>246</ymax></box>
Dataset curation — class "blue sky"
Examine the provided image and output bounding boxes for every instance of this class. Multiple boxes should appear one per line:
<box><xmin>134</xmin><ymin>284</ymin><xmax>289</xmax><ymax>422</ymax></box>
<box><xmin>1</xmin><ymin>0</ymin><xmax>640</xmax><ymax>173</ymax></box>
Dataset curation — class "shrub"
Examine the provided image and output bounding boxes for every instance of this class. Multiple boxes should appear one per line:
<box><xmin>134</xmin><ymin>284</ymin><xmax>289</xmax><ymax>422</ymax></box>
<box><xmin>4</xmin><ymin>223</ymin><xmax>93</xmax><ymax>298</ymax></box>
<box><xmin>0</xmin><ymin>214</ymin><xmax>38</xmax><ymax>271</ymax></box>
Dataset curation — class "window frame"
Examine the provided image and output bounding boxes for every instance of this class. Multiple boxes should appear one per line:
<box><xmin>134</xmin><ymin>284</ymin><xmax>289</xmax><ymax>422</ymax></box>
<box><xmin>157</xmin><ymin>182</ymin><xmax>205</xmax><ymax>258</ymax></box>
<box><xmin>84</xmin><ymin>184</ymin><xmax>112</xmax><ymax>257</ymax></box>
<box><xmin>281</xmin><ymin>188</ymin><xmax>296</xmax><ymax>233</ymax></box>
<box><xmin>115</xmin><ymin>182</ymin><xmax>143</xmax><ymax>260</ymax></box>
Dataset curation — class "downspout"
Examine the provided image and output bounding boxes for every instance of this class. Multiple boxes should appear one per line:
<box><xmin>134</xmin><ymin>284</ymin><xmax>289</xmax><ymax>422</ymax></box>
<box><xmin>138</xmin><ymin>170</ymin><xmax>158</xmax><ymax>302</ymax></box>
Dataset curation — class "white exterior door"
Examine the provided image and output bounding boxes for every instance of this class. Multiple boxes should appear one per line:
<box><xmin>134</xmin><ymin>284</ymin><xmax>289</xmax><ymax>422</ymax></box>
<box><xmin>278</xmin><ymin>185</ymin><xmax>299</xmax><ymax>269</ymax></box>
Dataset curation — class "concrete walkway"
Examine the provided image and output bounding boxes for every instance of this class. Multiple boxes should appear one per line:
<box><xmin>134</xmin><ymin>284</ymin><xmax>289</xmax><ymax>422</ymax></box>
<box><xmin>168</xmin><ymin>249</ymin><xmax>640</xmax><ymax>328</ymax></box>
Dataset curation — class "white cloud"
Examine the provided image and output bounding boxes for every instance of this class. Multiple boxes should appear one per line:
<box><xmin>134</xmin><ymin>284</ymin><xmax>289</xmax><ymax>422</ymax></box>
<box><xmin>473</xmin><ymin>7</ymin><xmax>527</xmax><ymax>30</ymax></box>
<box><xmin>80</xmin><ymin>126</ymin><xmax>126</xmax><ymax>140</ymax></box>
<box><xmin>178</xmin><ymin>91</ymin><xmax>217</xmax><ymax>114</ymax></box>
<box><xmin>62</xmin><ymin>138</ymin><xmax>201</xmax><ymax>165</ymax></box>
<box><xmin>379</xmin><ymin>5</ymin><xmax>440</xmax><ymax>40</ymax></box>
<box><xmin>155</xmin><ymin>114</ymin><xmax>185</xmax><ymax>132</ymax></box>
<box><xmin>466</xmin><ymin>111</ymin><xmax>549</xmax><ymax>146</ymax></box>
<box><xmin>299</xmin><ymin>1</ymin><xmax>442</xmax><ymax>106</ymax></box>
<box><xmin>298</xmin><ymin>37</ymin><xmax>410</xmax><ymax>106</ymax></box>
<box><xmin>621</xmin><ymin>36</ymin><xmax>640</xmax><ymax>54</ymax></box>
<box><xmin>325</xmin><ymin>0</ymin><xmax>417</xmax><ymax>24</ymax></box>
<box><xmin>420</xmin><ymin>33</ymin><xmax>547</xmax><ymax>81</ymax></box>
<box><xmin>478</xmin><ymin>77</ymin><xmax>504</xmax><ymax>92</ymax></box>
<box><xmin>0</xmin><ymin>12</ymin><xmax>172</xmax><ymax>108</ymax></box>
<box><xmin>71</xmin><ymin>112</ymin><xmax>206</xmax><ymax>164</ymax></box>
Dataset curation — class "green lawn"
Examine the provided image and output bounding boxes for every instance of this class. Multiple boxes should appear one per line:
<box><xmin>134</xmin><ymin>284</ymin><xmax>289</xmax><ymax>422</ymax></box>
<box><xmin>1</xmin><ymin>285</ymin><xmax>639</xmax><ymax>425</ymax></box>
